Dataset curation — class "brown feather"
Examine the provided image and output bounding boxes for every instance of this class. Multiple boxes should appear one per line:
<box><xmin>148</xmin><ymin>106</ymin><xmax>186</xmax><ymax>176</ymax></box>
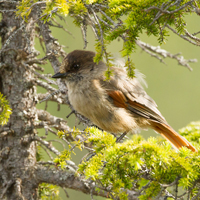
<box><xmin>151</xmin><ymin>122</ymin><xmax>197</xmax><ymax>152</ymax></box>
<box><xmin>107</xmin><ymin>91</ymin><xmax>127</xmax><ymax>108</ymax></box>
<box><xmin>107</xmin><ymin>90</ymin><xmax>197</xmax><ymax>152</ymax></box>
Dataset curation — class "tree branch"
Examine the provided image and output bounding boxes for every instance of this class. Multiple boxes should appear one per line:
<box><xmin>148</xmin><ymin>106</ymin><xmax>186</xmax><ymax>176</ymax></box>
<box><xmin>145</xmin><ymin>1</ymin><xmax>194</xmax><ymax>14</ymax></box>
<box><xmin>36</xmin><ymin>109</ymin><xmax>68</xmax><ymax>127</ymax></box>
<box><xmin>166</xmin><ymin>25</ymin><xmax>200</xmax><ymax>46</ymax></box>
<box><xmin>34</xmin><ymin>165</ymin><xmax>140</xmax><ymax>199</ymax></box>
<box><xmin>136</xmin><ymin>39</ymin><xmax>197</xmax><ymax>71</ymax></box>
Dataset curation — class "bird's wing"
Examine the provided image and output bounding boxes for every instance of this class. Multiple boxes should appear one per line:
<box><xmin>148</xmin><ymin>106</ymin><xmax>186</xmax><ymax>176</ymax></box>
<box><xmin>100</xmin><ymin>67</ymin><xmax>166</xmax><ymax>124</ymax></box>
<box><xmin>99</xmin><ymin>67</ymin><xmax>197</xmax><ymax>152</ymax></box>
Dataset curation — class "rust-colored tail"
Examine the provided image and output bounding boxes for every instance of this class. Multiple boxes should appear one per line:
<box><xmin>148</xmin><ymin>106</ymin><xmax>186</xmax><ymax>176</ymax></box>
<box><xmin>152</xmin><ymin>122</ymin><xmax>197</xmax><ymax>152</ymax></box>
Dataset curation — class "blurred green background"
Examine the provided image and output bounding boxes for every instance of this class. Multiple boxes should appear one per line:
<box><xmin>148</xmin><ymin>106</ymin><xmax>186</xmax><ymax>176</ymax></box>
<box><xmin>36</xmin><ymin>13</ymin><xmax>200</xmax><ymax>199</ymax></box>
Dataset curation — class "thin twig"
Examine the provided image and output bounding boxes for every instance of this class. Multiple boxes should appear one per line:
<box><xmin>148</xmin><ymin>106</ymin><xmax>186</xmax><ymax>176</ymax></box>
<box><xmin>145</xmin><ymin>1</ymin><xmax>194</xmax><ymax>14</ymax></box>
<box><xmin>39</xmin><ymin>90</ymin><xmax>62</xmax><ymax>103</ymax></box>
<box><xmin>50</xmin><ymin>18</ymin><xmax>73</xmax><ymax>37</ymax></box>
<box><xmin>80</xmin><ymin>22</ymin><xmax>88</xmax><ymax>49</ymax></box>
<box><xmin>35</xmin><ymin>135</ymin><xmax>60</xmax><ymax>156</ymax></box>
<box><xmin>48</xmin><ymin>139</ymin><xmax>65</xmax><ymax>150</ymax></box>
<box><xmin>34</xmin><ymin>71</ymin><xmax>56</xmax><ymax>84</ymax></box>
<box><xmin>63</xmin><ymin>188</ymin><xmax>70</xmax><ymax>198</ymax></box>
<box><xmin>38</xmin><ymin>161</ymin><xmax>55</xmax><ymax>165</ymax></box>
<box><xmin>192</xmin><ymin>31</ymin><xmax>200</xmax><ymax>36</ymax></box>
<box><xmin>97</xmin><ymin>8</ymin><xmax>118</xmax><ymax>27</ymax></box>
<box><xmin>0</xmin><ymin>0</ymin><xmax>18</xmax><ymax>3</ymax></box>
<box><xmin>86</xmin><ymin>11</ymin><xmax>101</xmax><ymax>40</ymax></box>
<box><xmin>40</xmin><ymin>145</ymin><xmax>54</xmax><ymax>160</ymax></box>
<box><xmin>164</xmin><ymin>188</ymin><xmax>176</xmax><ymax>199</ymax></box>
<box><xmin>35</xmin><ymin>79</ymin><xmax>57</xmax><ymax>92</ymax></box>
<box><xmin>137</xmin><ymin>181</ymin><xmax>152</xmax><ymax>194</ymax></box>
<box><xmin>0</xmin><ymin>10</ymin><xmax>17</xmax><ymax>13</ymax></box>
<box><xmin>185</xmin><ymin>29</ymin><xmax>200</xmax><ymax>42</ymax></box>
<box><xmin>136</xmin><ymin>40</ymin><xmax>166</xmax><ymax>64</ymax></box>
<box><xmin>166</xmin><ymin>24</ymin><xmax>200</xmax><ymax>46</ymax></box>
<box><xmin>160</xmin><ymin>177</ymin><xmax>180</xmax><ymax>188</ymax></box>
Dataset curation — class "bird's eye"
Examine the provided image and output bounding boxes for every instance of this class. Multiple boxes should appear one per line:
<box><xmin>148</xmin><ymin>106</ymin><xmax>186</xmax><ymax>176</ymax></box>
<box><xmin>73</xmin><ymin>63</ymin><xmax>80</xmax><ymax>70</ymax></box>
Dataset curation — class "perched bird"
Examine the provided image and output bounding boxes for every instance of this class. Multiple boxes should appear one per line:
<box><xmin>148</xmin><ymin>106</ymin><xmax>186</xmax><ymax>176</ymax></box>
<box><xmin>52</xmin><ymin>50</ymin><xmax>197</xmax><ymax>152</ymax></box>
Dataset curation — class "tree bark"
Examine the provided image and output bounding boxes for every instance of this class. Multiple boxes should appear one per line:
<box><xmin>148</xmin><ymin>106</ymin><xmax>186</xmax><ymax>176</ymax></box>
<box><xmin>0</xmin><ymin>2</ymin><xmax>38</xmax><ymax>199</ymax></box>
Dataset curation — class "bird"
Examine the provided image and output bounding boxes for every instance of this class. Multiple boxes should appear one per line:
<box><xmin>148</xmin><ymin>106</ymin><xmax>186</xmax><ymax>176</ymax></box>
<box><xmin>52</xmin><ymin>50</ymin><xmax>197</xmax><ymax>152</ymax></box>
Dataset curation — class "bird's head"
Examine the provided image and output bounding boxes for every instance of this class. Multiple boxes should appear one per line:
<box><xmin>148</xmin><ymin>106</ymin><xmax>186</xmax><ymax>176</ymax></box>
<box><xmin>52</xmin><ymin>50</ymin><xmax>99</xmax><ymax>81</ymax></box>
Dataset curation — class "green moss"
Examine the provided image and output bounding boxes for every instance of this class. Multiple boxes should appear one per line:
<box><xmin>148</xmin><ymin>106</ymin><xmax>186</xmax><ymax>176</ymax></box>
<box><xmin>0</xmin><ymin>93</ymin><xmax>12</xmax><ymax>126</ymax></box>
<box><xmin>38</xmin><ymin>183</ymin><xmax>61</xmax><ymax>200</ymax></box>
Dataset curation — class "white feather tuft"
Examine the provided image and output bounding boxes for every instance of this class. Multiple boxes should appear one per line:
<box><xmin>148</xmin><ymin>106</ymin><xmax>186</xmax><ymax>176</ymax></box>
<box><xmin>134</xmin><ymin>69</ymin><xmax>148</xmax><ymax>88</ymax></box>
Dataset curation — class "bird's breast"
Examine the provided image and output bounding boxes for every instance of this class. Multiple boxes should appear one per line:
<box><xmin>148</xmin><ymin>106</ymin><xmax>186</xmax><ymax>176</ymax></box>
<box><xmin>67</xmin><ymin>79</ymin><xmax>112</xmax><ymax>120</ymax></box>
<box><xmin>66</xmin><ymin>79</ymin><xmax>140</xmax><ymax>133</ymax></box>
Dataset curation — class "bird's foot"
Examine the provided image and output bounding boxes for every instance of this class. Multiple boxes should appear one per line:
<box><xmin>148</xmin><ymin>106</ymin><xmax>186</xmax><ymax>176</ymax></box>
<box><xmin>116</xmin><ymin>132</ymin><xmax>127</xmax><ymax>143</ymax></box>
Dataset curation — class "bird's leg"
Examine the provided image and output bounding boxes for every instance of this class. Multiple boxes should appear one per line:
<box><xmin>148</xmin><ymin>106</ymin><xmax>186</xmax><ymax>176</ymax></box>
<box><xmin>116</xmin><ymin>132</ymin><xmax>127</xmax><ymax>143</ymax></box>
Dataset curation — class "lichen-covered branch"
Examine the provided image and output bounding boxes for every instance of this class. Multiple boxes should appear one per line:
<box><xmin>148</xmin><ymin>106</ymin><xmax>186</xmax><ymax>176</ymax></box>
<box><xmin>136</xmin><ymin>40</ymin><xmax>197</xmax><ymax>71</ymax></box>
<box><xmin>35</xmin><ymin>165</ymin><xmax>140</xmax><ymax>200</ymax></box>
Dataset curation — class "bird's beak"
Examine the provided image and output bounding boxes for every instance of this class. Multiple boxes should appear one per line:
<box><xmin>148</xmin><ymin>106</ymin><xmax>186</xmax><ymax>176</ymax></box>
<box><xmin>52</xmin><ymin>72</ymin><xmax>68</xmax><ymax>78</ymax></box>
